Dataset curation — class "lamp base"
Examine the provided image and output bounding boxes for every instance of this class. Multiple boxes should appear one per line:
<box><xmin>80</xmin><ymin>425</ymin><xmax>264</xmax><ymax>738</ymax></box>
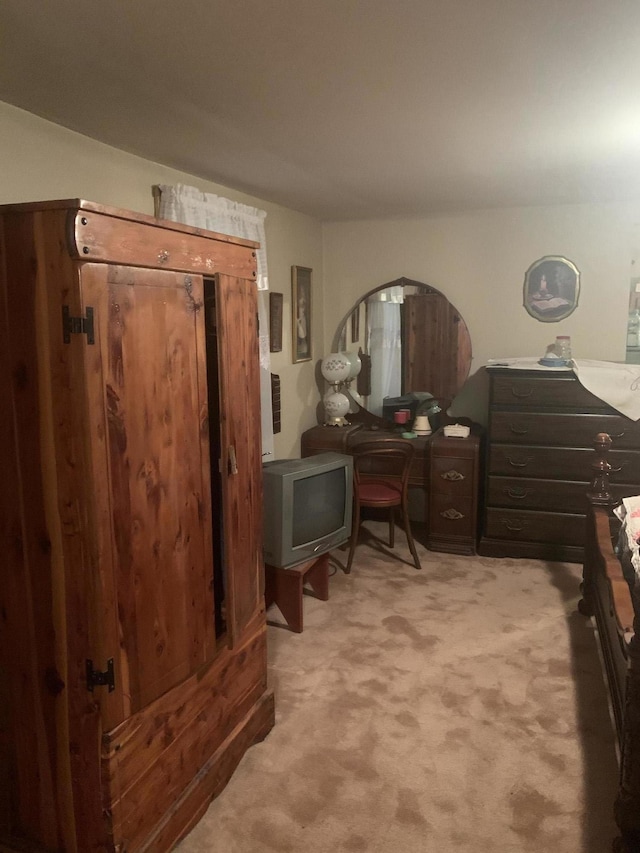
<box><xmin>324</xmin><ymin>415</ymin><xmax>350</xmax><ymax>427</ymax></box>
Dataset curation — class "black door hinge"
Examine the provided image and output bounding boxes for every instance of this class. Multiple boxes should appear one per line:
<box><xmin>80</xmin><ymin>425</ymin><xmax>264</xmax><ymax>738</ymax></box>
<box><xmin>86</xmin><ymin>658</ymin><xmax>115</xmax><ymax>692</ymax></box>
<box><xmin>62</xmin><ymin>305</ymin><xmax>95</xmax><ymax>344</ymax></box>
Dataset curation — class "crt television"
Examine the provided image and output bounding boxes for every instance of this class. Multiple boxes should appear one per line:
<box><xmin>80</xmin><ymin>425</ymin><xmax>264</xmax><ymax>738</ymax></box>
<box><xmin>262</xmin><ymin>452</ymin><xmax>353</xmax><ymax>569</ymax></box>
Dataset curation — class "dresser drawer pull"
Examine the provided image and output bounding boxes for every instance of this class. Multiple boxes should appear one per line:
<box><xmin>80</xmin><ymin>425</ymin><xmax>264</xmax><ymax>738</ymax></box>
<box><xmin>506</xmin><ymin>487</ymin><xmax>530</xmax><ymax>499</ymax></box>
<box><xmin>501</xmin><ymin>519</ymin><xmax>526</xmax><ymax>532</ymax></box>
<box><xmin>509</xmin><ymin>424</ymin><xmax>529</xmax><ymax>435</ymax></box>
<box><xmin>440</xmin><ymin>469</ymin><xmax>465</xmax><ymax>481</ymax></box>
<box><xmin>506</xmin><ymin>455</ymin><xmax>533</xmax><ymax>468</ymax></box>
<box><xmin>510</xmin><ymin>385</ymin><xmax>533</xmax><ymax>398</ymax></box>
<box><xmin>441</xmin><ymin>508</ymin><xmax>464</xmax><ymax>520</ymax></box>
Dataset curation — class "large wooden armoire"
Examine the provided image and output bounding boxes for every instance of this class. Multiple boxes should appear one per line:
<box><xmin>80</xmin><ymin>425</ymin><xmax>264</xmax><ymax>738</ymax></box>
<box><xmin>0</xmin><ymin>200</ymin><xmax>275</xmax><ymax>851</ymax></box>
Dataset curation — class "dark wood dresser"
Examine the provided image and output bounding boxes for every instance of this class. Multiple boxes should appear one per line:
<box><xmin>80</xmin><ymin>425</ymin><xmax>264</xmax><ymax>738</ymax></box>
<box><xmin>478</xmin><ymin>367</ymin><xmax>640</xmax><ymax>562</ymax></box>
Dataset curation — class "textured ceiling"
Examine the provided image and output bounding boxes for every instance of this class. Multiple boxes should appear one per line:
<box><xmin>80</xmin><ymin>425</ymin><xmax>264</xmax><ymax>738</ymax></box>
<box><xmin>2</xmin><ymin>0</ymin><xmax>640</xmax><ymax>221</ymax></box>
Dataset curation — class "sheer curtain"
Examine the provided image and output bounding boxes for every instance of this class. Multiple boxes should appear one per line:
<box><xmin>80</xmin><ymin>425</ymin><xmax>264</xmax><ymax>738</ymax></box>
<box><xmin>154</xmin><ymin>184</ymin><xmax>274</xmax><ymax>459</ymax></box>
<box><xmin>367</xmin><ymin>286</ymin><xmax>403</xmax><ymax>416</ymax></box>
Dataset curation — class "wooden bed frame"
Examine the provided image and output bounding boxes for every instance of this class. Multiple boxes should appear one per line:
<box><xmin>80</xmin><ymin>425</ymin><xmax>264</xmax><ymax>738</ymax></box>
<box><xmin>581</xmin><ymin>433</ymin><xmax>640</xmax><ymax>852</ymax></box>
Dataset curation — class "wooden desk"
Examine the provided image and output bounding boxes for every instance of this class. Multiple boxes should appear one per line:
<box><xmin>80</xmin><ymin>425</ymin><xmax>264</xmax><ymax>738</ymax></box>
<box><xmin>301</xmin><ymin>423</ymin><xmax>430</xmax><ymax>489</ymax></box>
<box><xmin>301</xmin><ymin>424</ymin><xmax>481</xmax><ymax>555</ymax></box>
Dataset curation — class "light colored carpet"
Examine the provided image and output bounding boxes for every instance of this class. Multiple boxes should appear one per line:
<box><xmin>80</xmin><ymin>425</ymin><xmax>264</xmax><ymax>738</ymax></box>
<box><xmin>178</xmin><ymin>521</ymin><xmax>619</xmax><ymax>853</ymax></box>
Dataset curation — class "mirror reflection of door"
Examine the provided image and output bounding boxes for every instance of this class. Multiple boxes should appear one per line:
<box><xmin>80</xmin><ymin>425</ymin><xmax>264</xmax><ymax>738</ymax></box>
<box><xmin>336</xmin><ymin>277</ymin><xmax>472</xmax><ymax>417</ymax></box>
<box><xmin>404</xmin><ymin>293</ymin><xmax>461</xmax><ymax>405</ymax></box>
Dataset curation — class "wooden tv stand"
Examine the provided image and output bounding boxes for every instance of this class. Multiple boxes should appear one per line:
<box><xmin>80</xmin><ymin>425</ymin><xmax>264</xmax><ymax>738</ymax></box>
<box><xmin>265</xmin><ymin>554</ymin><xmax>330</xmax><ymax>632</ymax></box>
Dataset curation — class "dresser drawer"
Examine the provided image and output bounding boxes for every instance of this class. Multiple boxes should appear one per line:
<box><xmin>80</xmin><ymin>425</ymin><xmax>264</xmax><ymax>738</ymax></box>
<box><xmin>485</xmin><ymin>475</ymin><xmax>640</xmax><ymax>510</ymax></box>
<box><xmin>484</xmin><ymin>507</ymin><xmax>585</xmax><ymax>546</ymax></box>
<box><xmin>490</xmin><ymin>411</ymin><xmax>640</xmax><ymax>448</ymax></box>
<box><xmin>431</xmin><ymin>455</ymin><xmax>475</xmax><ymax>495</ymax></box>
<box><xmin>489</xmin><ymin>444</ymin><xmax>640</xmax><ymax>483</ymax></box>
<box><xmin>487</xmin><ymin>476</ymin><xmax>588</xmax><ymax>513</ymax></box>
<box><xmin>429</xmin><ymin>495</ymin><xmax>475</xmax><ymax>537</ymax></box>
<box><xmin>491</xmin><ymin>373</ymin><xmax>608</xmax><ymax>410</ymax></box>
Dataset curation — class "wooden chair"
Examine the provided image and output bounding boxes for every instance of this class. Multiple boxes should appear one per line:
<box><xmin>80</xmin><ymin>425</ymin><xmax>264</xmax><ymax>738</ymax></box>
<box><xmin>346</xmin><ymin>439</ymin><xmax>421</xmax><ymax>572</ymax></box>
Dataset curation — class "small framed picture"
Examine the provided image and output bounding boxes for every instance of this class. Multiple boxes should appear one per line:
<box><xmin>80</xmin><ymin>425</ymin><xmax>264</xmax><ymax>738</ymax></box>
<box><xmin>269</xmin><ymin>292</ymin><xmax>283</xmax><ymax>352</ymax></box>
<box><xmin>292</xmin><ymin>266</ymin><xmax>312</xmax><ymax>363</ymax></box>
<box><xmin>350</xmin><ymin>306</ymin><xmax>360</xmax><ymax>343</ymax></box>
<box><xmin>523</xmin><ymin>256</ymin><xmax>580</xmax><ymax>322</ymax></box>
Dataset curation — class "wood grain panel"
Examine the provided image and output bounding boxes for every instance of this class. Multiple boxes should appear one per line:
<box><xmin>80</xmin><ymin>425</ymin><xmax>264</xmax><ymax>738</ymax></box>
<box><xmin>0</xmin><ymin>209</ymin><xmax>107</xmax><ymax>850</ymax></box>
<box><xmin>102</xmin><ymin>623</ymin><xmax>269</xmax><ymax>850</ymax></box>
<box><xmin>135</xmin><ymin>690</ymin><xmax>275</xmax><ymax>853</ymax></box>
<box><xmin>37</xmin><ymin>210</ymin><xmax>109</xmax><ymax>852</ymax></box>
<box><xmin>0</xmin><ymin>209</ymin><xmax>61</xmax><ymax>846</ymax></box>
<box><xmin>70</xmin><ymin>210</ymin><xmax>257</xmax><ymax>281</ymax></box>
<box><xmin>81</xmin><ymin>265</ymin><xmax>216</xmax><ymax>721</ymax></box>
<box><xmin>214</xmin><ymin>275</ymin><xmax>264</xmax><ymax>645</ymax></box>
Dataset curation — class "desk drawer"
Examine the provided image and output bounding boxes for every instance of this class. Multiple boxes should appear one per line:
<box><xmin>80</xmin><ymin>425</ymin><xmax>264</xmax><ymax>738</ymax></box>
<box><xmin>484</xmin><ymin>507</ymin><xmax>585</xmax><ymax>546</ymax></box>
<box><xmin>490</xmin><ymin>411</ymin><xmax>640</xmax><ymax>448</ymax></box>
<box><xmin>491</xmin><ymin>374</ymin><xmax>607</xmax><ymax>410</ymax></box>
<box><xmin>431</xmin><ymin>455</ymin><xmax>475</xmax><ymax>494</ymax></box>
<box><xmin>429</xmin><ymin>495</ymin><xmax>475</xmax><ymax>538</ymax></box>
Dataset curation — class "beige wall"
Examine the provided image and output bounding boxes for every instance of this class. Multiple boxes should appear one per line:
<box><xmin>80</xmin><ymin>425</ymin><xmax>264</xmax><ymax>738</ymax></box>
<box><xmin>4</xmin><ymin>100</ymin><xmax>640</xmax><ymax>444</ymax></box>
<box><xmin>322</xmin><ymin>203</ymin><xmax>640</xmax><ymax>424</ymax></box>
<box><xmin>0</xmin><ymin>101</ymin><xmax>323</xmax><ymax>458</ymax></box>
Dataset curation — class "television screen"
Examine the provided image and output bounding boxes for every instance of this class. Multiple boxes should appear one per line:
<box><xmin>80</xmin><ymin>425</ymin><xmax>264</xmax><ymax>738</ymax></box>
<box><xmin>263</xmin><ymin>452</ymin><xmax>353</xmax><ymax>569</ymax></box>
<box><xmin>292</xmin><ymin>468</ymin><xmax>346</xmax><ymax>547</ymax></box>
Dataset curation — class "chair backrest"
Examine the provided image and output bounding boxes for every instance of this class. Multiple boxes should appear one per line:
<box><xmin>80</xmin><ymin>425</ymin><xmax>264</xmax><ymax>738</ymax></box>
<box><xmin>351</xmin><ymin>439</ymin><xmax>415</xmax><ymax>492</ymax></box>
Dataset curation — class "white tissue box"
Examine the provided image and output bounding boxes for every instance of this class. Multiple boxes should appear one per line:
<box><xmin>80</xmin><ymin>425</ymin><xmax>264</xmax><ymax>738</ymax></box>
<box><xmin>443</xmin><ymin>423</ymin><xmax>470</xmax><ymax>439</ymax></box>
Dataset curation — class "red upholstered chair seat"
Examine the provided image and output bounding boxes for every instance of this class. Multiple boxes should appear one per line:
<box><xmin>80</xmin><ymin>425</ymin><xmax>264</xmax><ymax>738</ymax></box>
<box><xmin>346</xmin><ymin>439</ymin><xmax>421</xmax><ymax>572</ymax></box>
<box><xmin>358</xmin><ymin>481</ymin><xmax>402</xmax><ymax>503</ymax></box>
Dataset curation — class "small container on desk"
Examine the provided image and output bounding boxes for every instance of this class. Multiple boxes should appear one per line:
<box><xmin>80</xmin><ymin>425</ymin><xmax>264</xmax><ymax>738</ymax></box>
<box><xmin>427</xmin><ymin>426</ymin><xmax>481</xmax><ymax>555</ymax></box>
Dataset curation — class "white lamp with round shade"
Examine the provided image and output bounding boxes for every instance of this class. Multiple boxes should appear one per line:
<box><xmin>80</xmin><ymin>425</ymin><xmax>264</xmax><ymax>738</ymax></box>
<box><xmin>344</xmin><ymin>350</ymin><xmax>362</xmax><ymax>380</ymax></box>
<box><xmin>320</xmin><ymin>352</ymin><xmax>351</xmax><ymax>385</ymax></box>
<box><xmin>341</xmin><ymin>350</ymin><xmax>362</xmax><ymax>413</ymax></box>
<box><xmin>320</xmin><ymin>352</ymin><xmax>352</xmax><ymax>426</ymax></box>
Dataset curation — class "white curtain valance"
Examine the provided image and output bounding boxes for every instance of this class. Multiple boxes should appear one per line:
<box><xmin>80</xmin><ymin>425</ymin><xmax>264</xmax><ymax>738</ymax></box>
<box><xmin>155</xmin><ymin>183</ymin><xmax>269</xmax><ymax>291</ymax></box>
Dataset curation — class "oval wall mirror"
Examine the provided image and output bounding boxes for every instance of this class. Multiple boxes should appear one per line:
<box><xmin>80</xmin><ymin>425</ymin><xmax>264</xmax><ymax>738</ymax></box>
<box><xmin>334</xmin><ymin>277</ymin><xmax>472</xmax><ymax>420</ymax></box>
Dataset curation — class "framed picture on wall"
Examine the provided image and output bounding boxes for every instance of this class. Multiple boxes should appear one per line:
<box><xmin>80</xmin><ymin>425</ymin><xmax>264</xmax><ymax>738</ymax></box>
<box><xmin>350</xmin><ymin>306</ymin><xmax>360</xmax><ymax>343</ymax></box>
<box><xmin>523</xmin><ymin>255</ymin><xmax>580</xmax><ymax>322</ymax></box>
<box><xmin>292</xmin><ymin>265</ymin><xmax>312</xmax><ymax>363</ymax></box>
<box><xmin>269</xmin><ymin>292</ymin><xmax>283</xmax><ymax>352</ymax></box>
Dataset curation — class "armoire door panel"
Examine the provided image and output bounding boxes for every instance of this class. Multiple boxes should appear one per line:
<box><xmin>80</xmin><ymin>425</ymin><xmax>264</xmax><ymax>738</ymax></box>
<box><xmin>80</xmin><ymin>264</ymin><xmax>216</xmax><ymax>724</ymax></box>
<box><xmin>214</xmin><ymin>274</ymin><xmax>263</xmax><ymax>645</ymax></box>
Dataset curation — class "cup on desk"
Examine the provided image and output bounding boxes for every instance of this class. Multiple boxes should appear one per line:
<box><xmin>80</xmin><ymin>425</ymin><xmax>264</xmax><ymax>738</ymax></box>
<box><xmin>393</xmin><ymin>410</ymin><xmax>408</xmax><ymax>425</ymax></box>
<box><xmin>413</xmin><ymin>415</ymin><xmax>432</xmax><ymax>436</ymax></box>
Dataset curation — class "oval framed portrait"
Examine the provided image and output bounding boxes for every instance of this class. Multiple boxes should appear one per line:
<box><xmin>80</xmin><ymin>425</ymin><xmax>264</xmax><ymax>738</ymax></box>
<box><xmin>523</xmin><ymin>256</ymin><xmax>580</xmax><ymax>322</ymax></box>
